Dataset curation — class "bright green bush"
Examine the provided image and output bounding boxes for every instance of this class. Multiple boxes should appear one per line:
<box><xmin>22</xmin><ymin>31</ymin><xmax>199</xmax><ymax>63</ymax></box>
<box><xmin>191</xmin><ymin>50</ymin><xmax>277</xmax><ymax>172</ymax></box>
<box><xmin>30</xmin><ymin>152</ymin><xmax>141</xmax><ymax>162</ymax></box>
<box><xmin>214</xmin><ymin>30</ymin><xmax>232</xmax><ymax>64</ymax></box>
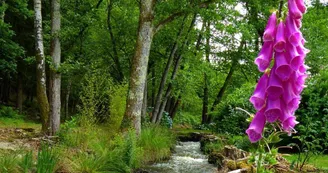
<box><xmin>213</xmin><ymin>82</ymin><xmax>255</xmax><ymax>135</ymax></box>
<box><xmin>174</xmin><ymin>111</ymin><xmax>200</xmax><ymax>127</ymax></box>
<box><xmin>107</xmin><ymin>83</ymin><xmax>128</xmax><ymax>133</ymax></box>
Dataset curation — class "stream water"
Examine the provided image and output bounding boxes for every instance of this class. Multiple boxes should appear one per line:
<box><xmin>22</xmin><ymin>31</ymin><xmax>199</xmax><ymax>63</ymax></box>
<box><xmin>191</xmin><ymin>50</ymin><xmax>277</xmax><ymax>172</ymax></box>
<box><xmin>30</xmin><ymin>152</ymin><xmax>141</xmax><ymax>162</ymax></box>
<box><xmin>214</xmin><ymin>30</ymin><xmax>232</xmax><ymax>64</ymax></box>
<box><xmin>143</xmin><ymin>141</ymin><xmax>218</xmax><ymax>173</ymax></box>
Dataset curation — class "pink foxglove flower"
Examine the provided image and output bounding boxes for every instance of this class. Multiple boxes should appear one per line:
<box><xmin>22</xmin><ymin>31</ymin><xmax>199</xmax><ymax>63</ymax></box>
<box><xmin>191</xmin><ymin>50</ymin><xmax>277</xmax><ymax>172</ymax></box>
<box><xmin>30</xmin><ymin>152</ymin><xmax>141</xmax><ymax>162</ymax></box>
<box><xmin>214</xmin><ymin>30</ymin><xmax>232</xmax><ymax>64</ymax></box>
<box><xmin>247</xmin><ymin>0</ymin><xmax>308</xmax><ymax>142</ymax></box>
<box><xmin>295</xmin><ymin>0</ymin><xmax>307</xmax><ymax>13</ymax></box>
<box><xmin>288</xmin><ymin>0</ymin><xmax>303</xmax><ymax>19</ymax></box>
<box><xmin>275</xmin><ymin>52</ymin><xmax>292</xmax><ymax>81</ymax></box>
<box><xmin>263</xmin><ymin>12</ymin><xmax>277</xmax><ymax>42</ymax></box>
<box><xmin>255</xmin><ymin>42</ymin><xmax>274</xmax><ymax>72</ymax></box>
<box><xmin>274</xmin><ymin>21</ymin><xmax>286</xmax><ymax>52</ymax></box>
<box><xmin>250</xmin><ymin>73</ymin><xmax>269</xmax><ymax>110</ymax></box>
<box><xmin>286</xmin><ymin>15</ymin><xmax>302</xmax><ymax>46</ymax></box>
<box><xmin>266</xmin><ymin>65</ymin><xmax>284</xmax><ymax>100</ymax></box>
<box><xmin>246</xmin><ymin>108</ymin><xmax>266</xmax><ymax>143</ymax></box>
<box><xmin>265</xmin><ymin>99</ymin><xmax>282</xmax><ymax>123</ymax></box>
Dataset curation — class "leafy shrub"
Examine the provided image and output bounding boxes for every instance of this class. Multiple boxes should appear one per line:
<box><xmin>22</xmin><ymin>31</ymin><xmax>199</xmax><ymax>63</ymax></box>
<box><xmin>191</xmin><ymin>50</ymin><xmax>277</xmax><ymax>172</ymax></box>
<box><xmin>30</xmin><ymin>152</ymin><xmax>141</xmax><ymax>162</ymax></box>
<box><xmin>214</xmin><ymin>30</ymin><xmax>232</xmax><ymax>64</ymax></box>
<box><xmin>160</xmin><ymin>112</ymin><xmax>173</xmax><ymax>129</ymax></box>
<box><xmin>213</xmin><ymin>82</ymin><xmax>255</xmax><ymax>135</ymax></box>
<box><xmin>107</xmin><ymin>83</ymin><xmax>128</xmax><ymax>133</ymax></box>
<box><xmin>294</xmin><ymin>68</ymin><xmax>328</xmax><ymax>152</ymax></box>
<box><xmin>0</xmin><ymin>105</ymin><xmax>22</xmax><ymax>119</ymax></box>
<box><xmin>228</xmin><ymin>135</ymin><xmax>257</xmax><ymax>152</ymax></box>
<box><xmin>79</xmin><ymin>68</ymin><xmax>112</xmax><ymax>123</ymax></box>
<box><xmin>174</xmin><ymin>111</ymin><xmax>200</xmax><ymax>127</ymax></box>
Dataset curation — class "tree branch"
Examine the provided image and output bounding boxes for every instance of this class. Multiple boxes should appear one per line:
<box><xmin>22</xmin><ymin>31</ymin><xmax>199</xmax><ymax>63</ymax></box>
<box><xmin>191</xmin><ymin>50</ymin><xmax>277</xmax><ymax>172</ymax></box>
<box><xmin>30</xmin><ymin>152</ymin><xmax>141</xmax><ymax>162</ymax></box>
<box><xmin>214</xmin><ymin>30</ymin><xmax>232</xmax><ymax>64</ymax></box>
<box><xmin>154</xmin><ymin>11</ymin><xmax>187</xmax><ymax>33</ymax></box>
<box><xmin>96</xmin><ymin>0</ymin><xmax>104</xmax><ymax>8</ymax></box>
<box><xmin>154</xmin><ymin>0</ymin><xmax>217</xmax><ymax>33</ymax></box>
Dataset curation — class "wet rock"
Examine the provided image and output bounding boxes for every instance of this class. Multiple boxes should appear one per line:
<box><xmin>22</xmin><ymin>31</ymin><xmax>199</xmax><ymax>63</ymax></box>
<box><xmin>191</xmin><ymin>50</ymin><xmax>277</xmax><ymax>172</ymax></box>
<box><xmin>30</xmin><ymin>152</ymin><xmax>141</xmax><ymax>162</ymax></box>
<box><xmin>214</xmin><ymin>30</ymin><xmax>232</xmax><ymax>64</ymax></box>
<box><xmin>223</xmin><ymin>145</ymin><xmax>249</xmax><ymax>160</ymax></box>
<box><xmin>133</xmin><ymin>168</ymin><xmax>150</xmax><ymax>173</ymax></box>
<box><xmin>208</xmin><ymin>151</ymin><xmax>224</xmax><ymax>167</ymax></box>
<box><xmin>177</xmin><ymin>132</ymin><xmax>203</xmax><ymax>142</ymax></box>
<box><xmin>200</xmin><ymin>134</ymin><xmax>219</xmax><ymax>151</ymax></box>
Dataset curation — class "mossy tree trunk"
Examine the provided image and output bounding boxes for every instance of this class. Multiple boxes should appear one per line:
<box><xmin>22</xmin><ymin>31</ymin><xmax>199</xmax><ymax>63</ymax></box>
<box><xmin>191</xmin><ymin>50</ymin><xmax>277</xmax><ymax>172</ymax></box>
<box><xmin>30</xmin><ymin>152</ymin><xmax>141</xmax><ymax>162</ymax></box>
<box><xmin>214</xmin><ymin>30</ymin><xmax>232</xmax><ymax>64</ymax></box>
<box><xmin>34</xmin><ymin>0</ymin><xmax>50</xmax><ymax>132</ymax></box>
<box><xmin>124</xmin><ymin>0</ymin><xmax>155</xmax><ymax>135</ymax></box>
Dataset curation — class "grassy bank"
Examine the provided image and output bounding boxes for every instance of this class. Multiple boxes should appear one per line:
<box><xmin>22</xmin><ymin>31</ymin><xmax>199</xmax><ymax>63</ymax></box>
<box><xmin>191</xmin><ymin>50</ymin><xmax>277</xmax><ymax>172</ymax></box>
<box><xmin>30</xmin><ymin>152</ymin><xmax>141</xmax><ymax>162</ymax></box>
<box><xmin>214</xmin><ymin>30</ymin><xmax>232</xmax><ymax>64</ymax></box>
<box><xmin>284</xmin><ymin>154</ymin><xmax>328</xmax><ymax>171</ymax></box>
<box><xmin>0</xmin><ymin>117</ymin><xmax>176</xmax><ymax>173</ymax></box>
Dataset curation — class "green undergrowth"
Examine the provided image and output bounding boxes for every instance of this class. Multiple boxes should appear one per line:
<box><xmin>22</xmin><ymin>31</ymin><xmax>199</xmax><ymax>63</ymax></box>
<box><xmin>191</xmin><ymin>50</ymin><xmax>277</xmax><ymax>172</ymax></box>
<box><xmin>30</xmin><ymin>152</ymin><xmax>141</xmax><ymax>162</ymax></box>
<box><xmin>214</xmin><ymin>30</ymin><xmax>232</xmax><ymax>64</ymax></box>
<box><xmin>284</xmin><ymin>154</ymin><xmax>328</xmax><ymax>171</ymax></box>
<box><xmin>0</xmin><ymin>117</ymin><xmax>40</xmax><ymax>129</ymax></box>
<box><xmin>0</xmin><ymin>117</ymin><xmax>176</xmax><ymax>173</ymax></box>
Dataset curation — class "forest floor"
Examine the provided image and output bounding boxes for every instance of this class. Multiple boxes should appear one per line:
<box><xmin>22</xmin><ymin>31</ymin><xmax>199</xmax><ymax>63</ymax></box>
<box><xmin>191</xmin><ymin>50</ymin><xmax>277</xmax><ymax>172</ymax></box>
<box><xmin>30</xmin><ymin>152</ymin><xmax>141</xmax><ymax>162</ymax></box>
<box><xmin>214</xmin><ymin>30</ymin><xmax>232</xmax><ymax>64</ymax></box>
<box><xmin>0</xmin><ymin>117</ymin><xmax>41</xmax><ymax>151</ymax></box>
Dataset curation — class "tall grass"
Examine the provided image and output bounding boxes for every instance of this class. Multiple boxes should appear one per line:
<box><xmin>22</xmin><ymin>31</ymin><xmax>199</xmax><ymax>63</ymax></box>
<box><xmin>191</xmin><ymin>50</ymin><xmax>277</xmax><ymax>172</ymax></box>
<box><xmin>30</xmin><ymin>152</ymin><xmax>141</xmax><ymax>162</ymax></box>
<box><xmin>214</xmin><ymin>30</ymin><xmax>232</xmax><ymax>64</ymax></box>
<box><xmin>139</xmin><ymin>125</ymin><xmax>176</xmax><ymax>163</ymax></box>
<box><xmin>37</xmin><ymin>144</ymin><xmax>60</xmax><ymax>173</ymax></box>
<box><xmin>19</xmin><ymin>151</ymin><xmax>33</xmax><ymax>173</ymax></box>
<box><xmin>0</xmin><ymin>151</ymin><xmax>20</xmax><ymax>173</ymax></box>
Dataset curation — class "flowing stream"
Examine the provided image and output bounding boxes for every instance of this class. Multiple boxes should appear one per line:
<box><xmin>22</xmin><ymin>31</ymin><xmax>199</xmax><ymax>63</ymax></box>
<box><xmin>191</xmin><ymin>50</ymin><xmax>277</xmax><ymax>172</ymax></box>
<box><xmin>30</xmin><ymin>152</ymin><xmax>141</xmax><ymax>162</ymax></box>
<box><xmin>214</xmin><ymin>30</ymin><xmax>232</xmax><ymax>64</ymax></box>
<box><xmin>143</xmin><ymin>141</ymin><xmax>218</xmax><ymax>173</ymax></box>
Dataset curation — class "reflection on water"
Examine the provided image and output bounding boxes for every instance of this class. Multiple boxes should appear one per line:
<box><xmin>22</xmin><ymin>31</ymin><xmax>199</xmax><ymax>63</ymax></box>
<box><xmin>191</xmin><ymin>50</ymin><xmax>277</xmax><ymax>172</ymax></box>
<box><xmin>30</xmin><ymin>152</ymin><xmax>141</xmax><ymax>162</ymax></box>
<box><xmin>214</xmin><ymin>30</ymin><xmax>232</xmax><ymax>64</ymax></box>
<box><xmin>144</xmin><ymin>142</ymin><xmax>218</xmax><ymax>173</ymax></box>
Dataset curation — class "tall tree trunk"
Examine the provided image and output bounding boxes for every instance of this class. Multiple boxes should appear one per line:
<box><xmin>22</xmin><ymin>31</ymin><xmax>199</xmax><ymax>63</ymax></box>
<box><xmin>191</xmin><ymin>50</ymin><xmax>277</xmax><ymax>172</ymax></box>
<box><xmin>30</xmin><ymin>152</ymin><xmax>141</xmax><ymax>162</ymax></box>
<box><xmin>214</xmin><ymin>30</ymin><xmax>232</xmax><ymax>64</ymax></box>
<box><xmin>156</xmin><ymin>53</ymin><xmax>182</xmax><ymax>123</ymax></box>
<box><xmin>65</xmin><ymin>80</ymin><xmax>71</xmax><ymax>121</ymax></box>
<box><xmin>170</xmin><ymin>95</ymin><xmax>181</xmax><ymax>120</ymax></box>
<box><xmin>202</xmin><ymin>73</ymin><xmax>209</xmax><ymax>124</ymax></box>
<box><xmin>208</xmin><ymin>40</ymin><xmax>245</xmax><ymax>123</ymax></box>
<box><xmin>107</xmin><ymin>0</ymin><xmax>124</xmax><ymax>82</ymax></box>
<box><xmin>124</xmin><ymin>0</ymin><xmax>155</xmax><ymax>136</ymax></box>
<box><xmin>207</xmin><ymin>61</ymin><xmax>236</xmax><ymax>123</ymax></box>
<box><xmin>141</xmin><ymin>79</ymin><xmax>147</xmax><ymax>118</ymax></box>
<box><xmin>49</xmin><ymin>0</ymin><xmax>61</xmax><ymax>135</ymax></box>
<box><xmin>156</xmin><ymin>14</ymin><xmax>196</xmax><ymax>123</ymax></box>
<box><xmin>151</xmin><ymin>15</ymin><xmax>188</xmax><ymax>123</ymax></box>
<box><xmin>34</xmin><ymin>0</ymin><xmax>50</xmax><ymax>132</ymax></box>
<box><xmin>202</xmin><ymin>20</ymin><xmax>210</xmax><ymax>124</ymax></box>
<box><xmin>151</xmin><ymin>67</ymin><xmax>155</xmax><ymax>107</ymax></box>
<box><xmin>16</xmin><ymin>73</ymin><xmax>23</xmax><ymax>113</ymax></box>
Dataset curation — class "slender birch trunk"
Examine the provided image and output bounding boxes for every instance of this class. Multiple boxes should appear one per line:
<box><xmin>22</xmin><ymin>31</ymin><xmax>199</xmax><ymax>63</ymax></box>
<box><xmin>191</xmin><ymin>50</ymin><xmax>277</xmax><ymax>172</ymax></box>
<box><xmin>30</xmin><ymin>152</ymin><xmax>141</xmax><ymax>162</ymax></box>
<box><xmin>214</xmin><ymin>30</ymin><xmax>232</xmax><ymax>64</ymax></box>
<box><xmin>34</xmin><ymin>0</ymin><xmax>50</xmax><ymax>132</ymax></box>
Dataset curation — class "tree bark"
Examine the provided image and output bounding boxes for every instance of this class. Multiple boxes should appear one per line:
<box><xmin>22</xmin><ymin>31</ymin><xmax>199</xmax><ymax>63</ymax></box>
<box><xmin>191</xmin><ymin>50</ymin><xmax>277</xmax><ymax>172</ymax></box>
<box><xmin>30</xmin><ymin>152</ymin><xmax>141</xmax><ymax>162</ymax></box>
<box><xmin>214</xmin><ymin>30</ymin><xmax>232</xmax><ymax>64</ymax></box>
<box><xmin>49</xmin><ymin>0</ymin><xmax>61</xmax><ymax>135</ymax></box>
<box><xmin>202</xmin><ymin>73</ymin><xmax>209</xmax><ymax>124</ymax></box>
<box><xmin>151</xmin><ymin>67</ymin><xmax>155</xmax><ymax>107</ymax></box>
<box><xmin>151</xmin><ymin>15</ymin><xmax>188</xmax><ymax>123</ymax></box>
<box><xmin>107</xmin><ymin>0</ymin><xmax>124</xmax><ymax>82</ymax></box>
<box><xmin>16</xmin><ymin>73</ymin><xmax>23</xmax><ymax>113</ymax></box>
<box><xmin>141</xmin><ymin>79</ymin><xmax>147</xmax><ymax>118</ymax></box>
<box><xmin>65</xmin><ymin>79</ymin><xmax>71</xmax><ymax>121</ymax></box>
<box><xmin>207</xmin><ymin>60</ymin><xmax>236</xmax><ymax>123</ymax></box>
<box><xmin>202</xmin><ymin>20</ymin><xmax>210</xmax><ymax>124</ymax></box>
<box><xmin>208</xmin><ymin>40</ymin><xmax>245</xmax><ymax>123</ymax></box>
<box><xmin>156</xmin><ymin>14</ymin><xmax>197</xmax><ymax>124</ymax></box>
<box><xmin>34</xmin><ymin>0</ymin><xmax>50</xmax><ymax>132</ymax></box>
<box><xmin>124</xmin><ymin>0</ymin><xmax>155</xmax><ymax>136</ymax></box>
<box><xmin>170</xmin><ymin>95</ymin><xmax>181</xmax><ymax>120</ymax></box>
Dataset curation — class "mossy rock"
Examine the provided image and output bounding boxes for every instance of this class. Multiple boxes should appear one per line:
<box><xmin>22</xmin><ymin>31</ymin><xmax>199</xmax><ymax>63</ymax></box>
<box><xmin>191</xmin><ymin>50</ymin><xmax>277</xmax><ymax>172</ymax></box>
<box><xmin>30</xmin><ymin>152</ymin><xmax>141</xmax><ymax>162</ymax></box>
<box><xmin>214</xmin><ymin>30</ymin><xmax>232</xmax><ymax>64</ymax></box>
<box><xmin>236</xmin><ymin>161</ymin><xmax>253</xmax><ymax>173</ymax></box>
<box><xmin>208</xmin><ymin>152</ymin><xmax>224</xmax><ymax>167</ymax></box>
<box><xmin>225</xmin><ymin>159</ymin><xmax>237</xmax><ymax>170</ymax></box>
